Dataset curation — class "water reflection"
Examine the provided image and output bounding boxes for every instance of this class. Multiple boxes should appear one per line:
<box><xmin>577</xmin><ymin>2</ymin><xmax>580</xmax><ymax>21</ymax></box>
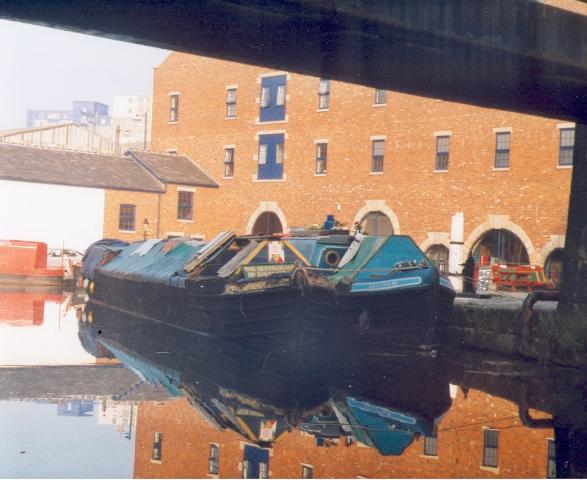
<box><xmin>2</xmin><ymin>290</ymin><xmax>587</xmax><ymax>478</ymax></box>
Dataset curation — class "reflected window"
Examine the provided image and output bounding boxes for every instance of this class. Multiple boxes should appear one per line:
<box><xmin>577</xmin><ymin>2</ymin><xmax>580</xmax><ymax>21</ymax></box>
<box><xmin>259</xmin><ymin>462</ymin><xmax>269</xmax><ymax>479</ymax></box>
<box><xmin>209</xmin><ymin>444</ymin><xmax>219</xmax><ymax>474</ymax></box>
<box><xmin>371</xmin><ymin>139</ymin><xmax>385</xmax><ymax>173</ymax></box>
<box><xmin>316</xmin><ymin>142</ymin><xmax>327</xmax><ymax>174</ymax></box>
<box><xmin>374</xmin><ymin>89</ymin><xmax>387</xmax><ymax>105</ymax></box>
<box><xmin>152</xmin><ymin>432</ymin><xmax>162</xmax><ymax>461</ymax></box>
<box><xmin>243</xmin><ymin>460</ymin><xmax>251</xmax><ymax>479</ymax></box>
<box><xmin>436</xmin><ymin>135</ymin><xmax>450</xmax><ymax>171</ymax></box>
<box><xmin>224</xmin><ymin>148</ymin><xmax>235</xmax><ymax>177</ymax></box>
<box><xmin>226</xmin><ymin>88</ymin><xmax>237</xmax><ymax>118</ymax></box>
<box><xmin>423</xmin><ymin>436</ymin><xmax>438</xmax><ymax>456</ymax></box>
<box><xmin>547</xmin><ymin>439</ymin><xmax>556</xmax><ymax>478</ymax></box>
<box><xmin>169</xmin><ymin>94</ymin><xmax>179</xmax><ymax>122</ymax></box>
<box><xmin>177</xmin><ymin>191</ymin><xmax>193</xmax><ymax>221</ymax></box>
<box><xmin>318</xmin><ymin>79</ymin><xmax>330</xmax><ymax>110</ymax></box>
<box><xmin>483</xmin><ymin>429</ymin><xmax>499</xmax><ymax>468</ymax></box>
<box><xmin>301</xmin><ymin>465</ymin><xmax>313</xmax><ymax>478</ymax></box>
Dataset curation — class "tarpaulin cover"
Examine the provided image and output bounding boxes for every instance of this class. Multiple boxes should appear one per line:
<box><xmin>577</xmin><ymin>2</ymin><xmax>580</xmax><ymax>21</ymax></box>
<box><xmin>99</xmin><ymin>238</ymin><xmax>205</xmax><ymax>286</ymax></box>
<box><xmin>81</xmin><ymin>239</ymin><xmax>130</xmax><ymax>280</ymax></box>
<box><xmin>328</xmin><ymin>236</ymin><xmax>429</xmax><ymax>286</ymax></box>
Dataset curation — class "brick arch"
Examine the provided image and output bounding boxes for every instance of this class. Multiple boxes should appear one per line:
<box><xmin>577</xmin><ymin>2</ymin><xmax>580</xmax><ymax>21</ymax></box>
<box><xmin>246</xmin><ymin>201</ymin><xmax>288</xmax><ymax>234</ymax></box>
<box><xmin>463</xmin><ymin>214</ymin><xmax>536</xmax><ymax>263</ymax></box>
<box><xmin>352</xmin><ymin>200</ymin><xmax>400</xmax><ymax>234</ymax></box>
<box><xmin>538</xmin><ymin>234</ymin><xmax>566</xmax><ymax>266</ymax></box>
<box><xmin>419</xmin><ymin>232</ymin><xmax>450</xmax><ymax>253</ymax></box>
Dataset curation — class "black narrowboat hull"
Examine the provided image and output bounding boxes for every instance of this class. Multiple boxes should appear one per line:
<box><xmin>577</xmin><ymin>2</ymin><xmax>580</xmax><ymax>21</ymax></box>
<box><xmin>328</xmin><ymin>284</ymin><xmax>456</xmax><ymax>351</ymax></box>
<box><xmin>90</xmin><ymin>269</ymin><xmax>333</xmax><ymax>346</ymax></box>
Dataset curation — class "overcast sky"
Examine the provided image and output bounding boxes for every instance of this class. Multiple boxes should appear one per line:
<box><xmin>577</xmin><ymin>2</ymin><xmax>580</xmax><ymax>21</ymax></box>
<box><xmin>0</xmin><ymin>20</ymin><xmax>169</xmax><ymax>130</ymax></box>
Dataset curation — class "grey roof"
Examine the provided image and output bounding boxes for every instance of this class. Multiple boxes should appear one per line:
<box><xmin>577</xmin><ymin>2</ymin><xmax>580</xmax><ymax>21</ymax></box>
<box><xmin>127</xmin><ymin>150</ymin><xmax>219</xmax><ymax>188</ymax></box>
<box><xmin>0</xmin><ymin>142</ymin><xmax>164</xmax><ymax>192</ymax></box>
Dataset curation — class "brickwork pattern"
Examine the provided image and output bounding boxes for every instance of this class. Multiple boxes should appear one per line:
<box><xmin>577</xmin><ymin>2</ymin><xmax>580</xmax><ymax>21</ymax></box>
<box><xmin>144</xmin><ymin>53</ymin><xmax>572</xmax><ymax>260</ymax></box>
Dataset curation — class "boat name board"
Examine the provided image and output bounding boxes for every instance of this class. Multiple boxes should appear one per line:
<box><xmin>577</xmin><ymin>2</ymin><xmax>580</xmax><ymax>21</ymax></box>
<box><xmin>243</xmin><ymin>263</ymin><xmax>295</xmax><ymax>279</ymax></box>
<box><xmin>351</xmin><ymin>276</ymin><xmax>423</xmax><ymax>293</ymax></box>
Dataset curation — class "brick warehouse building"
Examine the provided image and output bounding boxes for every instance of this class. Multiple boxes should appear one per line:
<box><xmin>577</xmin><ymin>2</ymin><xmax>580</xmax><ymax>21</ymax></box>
<box><xmin>143</xmin><ymin>53</ymin><xmax>574</xmax><ymax>285</ymax></box>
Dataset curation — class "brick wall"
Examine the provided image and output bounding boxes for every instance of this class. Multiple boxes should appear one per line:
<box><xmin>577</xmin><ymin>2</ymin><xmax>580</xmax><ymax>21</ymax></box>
<box><xmin>149</xmin><ymin>53</ymin><xmax>572</xmax><ymax>264</ymax></box>
<box><xmin>133</xmin><ymin>388</ymin><xmax>553</xmax><ymax>478</ymax></box>
<box><xmin>103</xmin><ymin>186</ymin><xmax>205</xmax><ymax>242</ymax></box>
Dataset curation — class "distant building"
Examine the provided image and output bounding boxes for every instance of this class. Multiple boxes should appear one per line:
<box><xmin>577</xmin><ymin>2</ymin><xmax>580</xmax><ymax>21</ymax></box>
<box><xmin>57</xmin><ymin>400</ymin><xmax>95</xmax><ymax>417</ymax></box>
<box><xmin>26</xmin><ymin>101</ymin><xmax>111</xmax><ymax>129</ymax></box>
<box><xmin>99</xmin><ymin>95</ymin><xmax>152</xmax><ymax>150</ymax></box>
<box><xmin>72</xmin><ymin>100</ymin><xmax>110</xmax><ymax>126</ymax></box>
<box><xmin>26</xmin><ymin>109</ymin><xmax>71</xmax><ymax>127</ymax></box>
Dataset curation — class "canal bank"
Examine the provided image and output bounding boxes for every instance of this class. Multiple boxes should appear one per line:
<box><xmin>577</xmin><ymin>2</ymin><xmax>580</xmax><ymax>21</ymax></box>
<box><xmin>446</xmin><ymin>294</ymin><xmax>586</xmax><ymax>368</ymax></box>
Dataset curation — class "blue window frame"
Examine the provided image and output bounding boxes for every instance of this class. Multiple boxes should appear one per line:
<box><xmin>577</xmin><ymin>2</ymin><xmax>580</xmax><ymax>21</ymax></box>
<box><xmin>259</xmin><ymin>75</ymin><xmax>287</xmax><ymax>122</ymax></box>
<box><xmin>243</xmin><ymin>445</ymin><xmax>269</xmax><ymax>479</ymax></box>
<box><xmin>258</xmin><ymin>134</ymin><xmax>284</xmax><ymax>180</ymax></box>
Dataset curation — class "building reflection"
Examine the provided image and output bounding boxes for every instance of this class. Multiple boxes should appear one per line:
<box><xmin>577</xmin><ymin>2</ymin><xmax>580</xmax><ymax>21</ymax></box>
<box><xmin>79</xmin><ymin>302</ymin><xmax>574</xmax><ymax>479</ymax></box>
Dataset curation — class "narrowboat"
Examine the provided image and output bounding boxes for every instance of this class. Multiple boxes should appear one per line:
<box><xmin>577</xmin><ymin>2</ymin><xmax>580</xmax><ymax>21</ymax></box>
<box><xmin>0</xmin><ymin>240</ymin><xmax>64</xmax><ymax>286</ymax></box>
<box><xmin>82</xmin><ymin>231</ymin><xmax>455</xmax><ymax>347</ymax></box>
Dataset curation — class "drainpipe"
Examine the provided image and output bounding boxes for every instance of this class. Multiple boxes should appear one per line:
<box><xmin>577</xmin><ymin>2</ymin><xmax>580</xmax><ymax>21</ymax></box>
<box><xmin>557</xmin><ymin>122</ymin><xmax>587</xmax><ymax>323</ymax></box>
<box><xmin>156</xmin><ymin>192</ymin><xmax>161</xmax><ymax>238</ymax></box>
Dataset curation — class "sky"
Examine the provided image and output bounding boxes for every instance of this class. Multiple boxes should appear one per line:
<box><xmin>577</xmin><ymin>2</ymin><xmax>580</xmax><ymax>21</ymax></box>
<box><xmin>0</xmin><ymin>20</ymin><xmax>170</xmax><ymax>130</ymax></box>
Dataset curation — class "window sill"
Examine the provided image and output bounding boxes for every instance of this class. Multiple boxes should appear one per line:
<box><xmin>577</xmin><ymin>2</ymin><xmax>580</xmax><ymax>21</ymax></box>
<box><xmin>255</xmin><ymin>116</ymin><xmax>288</xmax><ymax>125</ymax></box>
<box><xmin>207</xmin><ymin>475</ymin><xmax>219</xmax><ymax>479</ymax></box>
<box><xmin>557</xmin><ymin>164</ymin><xmax>573</xmax><ymax>169</ymax></box>
<box><xmin>421</xmin><ymin>455</ymin><xmax>439</xmax><ymax>459</ymax></box>
<box><xmin>480</xmin><ymin>466</ymin><xmax>499</xmax><ymax>474</ymax></box>
<box><xmin>168</xmin><ymin>121</ymin><xmax>178</xmax><ymax>125</ymax></box>
<box><xmin>369</xmin><ymin>171</ymin><xmax>384</xmax><ymax>175</ymax></box>
<box><xmin>433</xmin><ymin>169</ymin><xmax>448</xmax><ymax>173</ymax></box>
<box><xmin>373</xmin><ymin>103</ymin><xmax>387</xmax><ymax>108</ymax></box>
<box><xmin>118</xmin><ymin>230</ymin><xmax>136</xmax><ymax>234</ymax></box>
<box><xmin>316</xmin><ymin>108</ymin><xmax>329</xmax><ymax>112</ymax></box>
<box><xmin>222</xmin><ymin>176</ymin><xmax>234</xmax><ymax>180</ymax></box>
<box><xmin>150</xmin><ymin>459</ymin><xmax>163</xmax><ymax>465</ymax></box>
<box><xmin>225</xmin><ymin>116</ymin><xmax>236</xmax><ymax>120</ymax></box>
<box><xmin>492</xmin><ymin>167</ymin><xmax>510</xmax><ymax>172</ymax></box>
<box><xmin>252</xmin><ymin>174</ymin><xmax>286</xmax><ymax>182</ymax></box>
<box><xmin>178</xmin><ymin>219</ymin><xmax>194</xmax><ymax>223</ymax></box>
<box><xmin>314</xmin><ymin>173</ymin><xmax>327</xmax><ymax>177</ymax></box>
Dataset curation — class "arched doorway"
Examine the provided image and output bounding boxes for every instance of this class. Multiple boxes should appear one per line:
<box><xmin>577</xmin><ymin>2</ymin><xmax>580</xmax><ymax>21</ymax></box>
<box><xmin>251</xmin><ymin>212</ymin><xmax>283</xmax><ymax>235</ymax></box>
<box><xmin>425</xmin><ymin>245</ymin><xmax>449</xmax><ymax>273</ymax></box>
<box><xmin>544</xmin><ymin>248</ymin><xmax>564</xmax><ymax>288</ymax></box>
<box><xmin>359</xmin><ymin>211</ymin><xmax>393</xmax><ymax>236</ymax></box>
<box><xmin>472</xmin><ymin>229</ymin><xmax>529</xmax><ymax>265</ymax></box>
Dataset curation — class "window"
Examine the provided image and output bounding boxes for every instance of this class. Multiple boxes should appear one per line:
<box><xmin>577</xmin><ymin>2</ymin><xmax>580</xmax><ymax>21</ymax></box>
<box><xmin>547</xmin><ymin>439</ymin><xmax>556</xmax><ymax>478</ymax></box>
<box><xmin>374</xmin><ymin>89</ymin><xmax>387</xmax><ymax>105</ymax></box>
<box><xmin>260</xmin><ymin>87</ymin><xmax>270</xmax><ymax>108</ymax></box>
<box><xmin>258</xmin><ymin>144</ymin><xmax>268</xmax><ymax>165</ymax></box>
<box><xmin>257</xmin><ymin>134</ymin><xmax>285</xmax><ymax>180</ymax></box>
<box><xmin>152</xmin><ymin>432</ymin><xmax>162</xmax><ymax>461</ymax></box>
<box><xmin>426</xmin><ymin>245</ymin><xmax>449</xmax><ymax>273</ymax></box>
<box><xmin>494</xmin><ymin>132</ymin><xmax>510</xmax><ymax>168</ymax></box>
<box><xmin>483</xmin><ymin>429</ymin><xmax>499</xmax><ymax>468</ymax></box>
<box><xmin>119</xmin><ymin>204</ymin><xmax>136</xmax><ymax>231</ymax></box>
<box><xmin>423</xmin><ymin>436</ymin><xmax>438</xmax><ymax>456</ymax></box>
<box><xmin>208</xmin><ymin>444</ymin><xmax>219</xmax><ymax>475</ymax></box>
<box><xmin>436</xmin><ymin>136</ymin><xmax>450</xmax><ymax>171</ymax></box>
<box><xmin>318</xmin><ymin>79</ymin><xmax>330</xmax><ymax>109</ymax></box>
<box><xmin>243</xmin><ymin>460</ymin><xmax>251</xmax><ymax>479</ymax></box>
<box><xmin>259</xmin><ymin>462</ymin><xmax>268</xmax><ymax>479</ymax></box>
<box><xmin>177</xmin><ymin>191</ymin><xmax>193</xmax><ymax>221</ymax></box>
<box><xmin>301</xmin><ymin>465</ymin><xmax>313</xmax><ymax>479</ymax></box>
<box><xmin>169</xmin><ymin>94</ymin><xmax>179</xmax><ymax>122</ymax></box>
<box><xmin>226</xmin><ymin>88</ymin><xmax>237</xmax><ymax>118</ymax></box>
<box><xmin>371</xmin><ymin>139</ymin><xmax>385</xmax><ymax>172</ymax></box>
<box><xmin>259</xmin><ymin>75</ymin><xmax>287</xmax><ymax>122</ymax></box>
<box><xmin>276</xmin><ymin>85</ymin><xmax>286</xmax><ymax>106</ymax></box>
<box><xmin>224</xmin><ymin>148</ymin><xmax>235</xmax><ymax>177</ymax></box>
<box><xmin>316</xmin><ymin>143</ymin><xmax>327</xmax><ymax>174</ymax></box>
<box><xmin>559</xmin><ymin>128</ymin><xmax>575</xmax><ymax>166</ymax></box>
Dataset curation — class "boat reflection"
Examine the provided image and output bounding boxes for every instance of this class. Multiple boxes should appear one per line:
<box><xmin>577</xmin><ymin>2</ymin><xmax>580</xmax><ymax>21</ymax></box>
<box><xmin>78</xmin><ymin>302</ymin><xmax>587</xmax><ymax>479</ymax></box>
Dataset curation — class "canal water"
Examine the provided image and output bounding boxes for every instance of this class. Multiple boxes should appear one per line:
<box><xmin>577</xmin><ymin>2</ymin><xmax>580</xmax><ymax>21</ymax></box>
<box><xmin>1</xmin><ymin>289</ymin><xmax>586</xmax><ymax>478</ymax></box>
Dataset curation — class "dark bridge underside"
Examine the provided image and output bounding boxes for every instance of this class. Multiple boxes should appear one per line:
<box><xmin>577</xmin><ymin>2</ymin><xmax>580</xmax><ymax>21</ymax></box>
<box><xmin>1</xmin><ymin>0</ymin><xmax>586</xmax><ymax>121</ymax></box>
